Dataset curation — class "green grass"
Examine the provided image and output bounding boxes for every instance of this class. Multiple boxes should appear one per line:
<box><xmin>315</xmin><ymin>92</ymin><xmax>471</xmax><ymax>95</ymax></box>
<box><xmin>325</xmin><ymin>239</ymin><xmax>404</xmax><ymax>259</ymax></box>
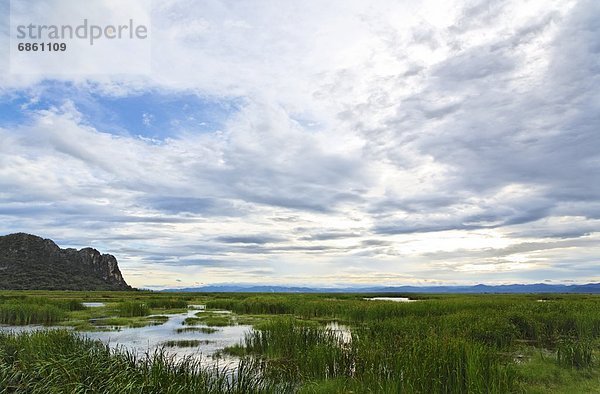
<box><xmin>0</xmin><ymin>296</ymin><xmax>88</xmax><ymax>325</ymax></box>
<box><xmin>89</xmin><ymin>315</ymin><xmax>169</xmax><ymax>329</ymax></box>
<box><xmin>1</xmin><ymin>291</ymin><xmax>599</xmax><ymax>392</ymax></box>
<box><xmin>146</xmin><ymin>298</ymin><xmax>189</xmax><ymax>309</ymax></box>
<box><xmin>0</xmin><ymin>302</ymin><xmax>65</xmax><ymax>325</ymax></box>
<box><xmin>199</xmin><ymin>316</ymin><xmax>233</xmax><ymax>327</ymax></box>
<box><xmin>182</xmin><ymin>313</ymin><xmax>235</xmax><ymax>327</ymax></box>
<box><xmin>182</xmin><ymin>317</ymin><xmax>203</xmax><ymax>326</ymax></box>
<box><xmin>557</xmin><ymin>339</ymin><xmax>594</xmax><ymax>369</ymax></box>
<box><xmin>162</xmin><ymin>339</ymin><xmax>211</xmax><ymax>347</ymax></box>
<box><xmin>195</xmin><ymin>312</ymin><xmax>235</xmax><ymax>327</ymax></box>
<box><xmin>516</xmin><ymin>350</ymin><xmax>600</xmax><ymax>393</ymax></box>
<box><xmin>0</xmin><ymin>329</ymin><xmax>291</xmax><ymax>393</ymax></box>
<box><xmin>176</xmin><ymin>327</ymin><xmax>220</xmax><ymax>334</ymax></box>
<box><xmin>206</xmin><ymin>293</ymin><xmax>600</xmax><ymax>392</ymax></box>
<box><xmin>234</xmin><ymin>317</ymin><xmax>515</xmax><ymax>392</ymax></box>
<box><xmin>117</xmin><ymin>301</ymin><xmax>150</xmax><ymax>317</ymax></box>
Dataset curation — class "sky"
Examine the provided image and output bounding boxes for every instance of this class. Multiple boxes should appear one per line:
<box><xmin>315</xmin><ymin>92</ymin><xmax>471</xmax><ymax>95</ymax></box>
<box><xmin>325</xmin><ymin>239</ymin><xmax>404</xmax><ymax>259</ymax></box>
<box><xmin>0</xmin><ymin>0</ymin><xmax>599</xmax><ymax>289</ymax></box>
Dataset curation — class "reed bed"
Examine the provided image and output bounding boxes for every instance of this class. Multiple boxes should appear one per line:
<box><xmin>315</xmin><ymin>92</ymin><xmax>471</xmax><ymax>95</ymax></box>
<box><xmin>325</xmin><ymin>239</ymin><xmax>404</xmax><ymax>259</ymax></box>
<box><xmin>207</xmin><ymin>295</ymin><xmax>600</xmax><ymax>346</ymax></box>
<box><xmin>117</xmin><ymin>301</ymin><xmax>150</xmax><ymax>317</ymax></box>
<box><xmin>233</xmin><ymin>317</ymin><xmax>515</xmax><ymax>392</ymax></box>
<box><xmin>146</xmin><ymin>298</ymin><xmax>189</xmax><ymax>309</ymax></box>
<box><xmin>0</xmin><ymin>329</ymin><xmax>292</xmax><ymax>393</ymax></box>
<box><xmin>0</xmin><ymin>295</ymin><xmax>87</xmax><ymax>325</ymax></box>
<box><xmin>213</xmin><ymin>294</ymin><xmax>599</xmax><ymax>391</ymax></box>
<box><xmin>176</xmin><ymin>327</ymin><xmax>220</xmax><ymax>334</ymax></box>
<box><xmin>162</xmin><ymin>339</ymin><xmax>210</xmax><ymax>347</ymax></box>
<box><xmin>1</xmin><ymin>292</ymin><xmax>599</xmax><ymax>392</ymax></box>
<box><xmin>0</xmin><ymin>302</ymin><xmax>65</xmax><ymax>325</ymax></box>
<box><xmin>557</xmin><ymin>339</ymin><xmax>594</xmax><ymax>369</ymax></box>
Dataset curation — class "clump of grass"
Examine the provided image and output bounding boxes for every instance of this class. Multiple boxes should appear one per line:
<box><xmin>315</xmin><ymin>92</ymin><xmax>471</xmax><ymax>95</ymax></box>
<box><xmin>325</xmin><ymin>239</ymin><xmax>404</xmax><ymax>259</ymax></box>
<box><xmin>0</xmin><ymin>296</ymin><xmax>90</xmax><ymax>326</ymax></box>
<box><xmin>23</xmin><ymin>297</ymin><xmax>85</xmax><ymax>310</ymax></box>
<box><xmin>183</xmin><ymin>317</ymin><xmax>203</xmax><ymax>326</ymax></box>
<box><xmin>240</xmin><ymin>317</ymin><xmax>355</xmax><ymax>382</ymax></box>
<box><xmin>201</xmin><ymin>315</ymin><xmax>234</xmax><ymax>327</ymax></box>
<box><xmin>91</xmin><ymin>315</ymin><xmax>166</xmax><ymax>329</ymax></box>
<box><xmin>51</xmin><ymin>299</ymin><xmax>87</xmax><ymax>311</ymax></box>
<box><xmin>146</xmin><ymin>298</ymin><xmax>189</xmax><ymax>309</ymax></box>
<box><xmin>162</xmin><ymin>339</ymin><xmax>211</xmax><ymax>348</ymax></box>
<box><xmin>557</xmin><ymin>340</ymin><xmax>594</xmax><ymax>369</ymax></box>
<box><xmin>223</xmin><ymin>344</ymin><xmax>247</xmax><ymax>357</ymax></box>
<box><xmin>184</xmin><ymin>313</ymin><xmax>233</xmax><ymax>327</ymax></box>
<box><xmin>148</xmin><ymin>315</ymin><xmax>170</xmax><ymax>324</ymax></box>
<box><xmin>176</xmin><ymin>327</ymin><xmax>219</xmax><ymax>334</ymax></box>
<box><xmin>515</xmin><ymin>349</ymin><xmax>600</xmax><ymax>392</ymax></box>
<box><xmin>193</xmin><ymin>311</ymin><xmax>236</xmax><ymax>326</ymax></box>
<box><xmin>0</xmin><ymin>302</ymin><xmax>65</xmax><ymax>325</ymax></box>
<box><xmin>207</xmin><ymin>297</ymin><xmax>295</xmax><ymax>315</ymax></box>
<box><xmin>117</xmin><ymin>301</ymin><xmax>149</xmax><ymax>317</ymax></box>
<box><xmin>466</xmin><ymin>314</ymin><xmax>517</xmax><ymax>347</ymax></box>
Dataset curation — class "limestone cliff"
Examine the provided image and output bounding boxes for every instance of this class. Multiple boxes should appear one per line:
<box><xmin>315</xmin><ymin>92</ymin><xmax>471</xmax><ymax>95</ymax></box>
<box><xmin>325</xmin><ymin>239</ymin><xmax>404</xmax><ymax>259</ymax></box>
<box><xmin>0</xmin><ymin>233</ymin><xmax>132</xmax><ymax>290</ymax></box>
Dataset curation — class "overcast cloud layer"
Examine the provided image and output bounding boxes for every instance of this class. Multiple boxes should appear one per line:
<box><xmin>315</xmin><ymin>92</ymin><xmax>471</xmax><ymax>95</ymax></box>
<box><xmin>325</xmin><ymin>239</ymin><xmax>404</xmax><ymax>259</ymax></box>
<box><xmin>1</xmin><ymin>0</ymin><xmax>599</xmax><ymax>289</ymax></box>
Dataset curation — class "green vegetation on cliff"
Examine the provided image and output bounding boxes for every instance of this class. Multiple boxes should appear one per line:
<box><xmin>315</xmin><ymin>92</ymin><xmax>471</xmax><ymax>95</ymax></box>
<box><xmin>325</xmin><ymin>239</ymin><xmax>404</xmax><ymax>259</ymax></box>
<box><xmin>0</xmin><ymin>233</ymin><xmax>131</xmax><ymax>291</ymax></box>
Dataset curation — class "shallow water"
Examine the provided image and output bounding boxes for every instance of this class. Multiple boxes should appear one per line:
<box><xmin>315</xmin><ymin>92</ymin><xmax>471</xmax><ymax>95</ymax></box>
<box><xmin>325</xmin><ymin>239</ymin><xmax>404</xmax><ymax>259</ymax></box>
<box><xmin>82</xmin><ymin>302</ymin><xmax>106</xmax><ymax>308</ymax></box>
<box><xmin>325</xmin><ymin>321</ymin><xmax>352</xmax><ymax>344</ymax></box>
<box><xmin>0</xmin><ymin>324</ymin><xmax>66</xmax><ymax>333</ymax></box>
<box><xmin>83</xmin><ymin>310</ymin><xmax>251</xmax><ymax>367</ymax></box>
<box><xmin>364</xmin><ymin>297</ymin><xmax>418</xmax><ymax>302</ymax></box>
<box><xmin>0</xmin><ymin>309</ymin><xmax>252</xmax><ymax>368</ymax></box>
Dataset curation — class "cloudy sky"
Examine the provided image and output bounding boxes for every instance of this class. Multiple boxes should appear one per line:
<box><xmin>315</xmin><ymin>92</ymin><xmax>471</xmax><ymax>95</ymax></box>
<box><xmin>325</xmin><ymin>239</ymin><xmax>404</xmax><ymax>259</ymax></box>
<box><xmin>1</xmin><ymin>0</ymin><xmax>599</xmax><ymax>289</ymax></box>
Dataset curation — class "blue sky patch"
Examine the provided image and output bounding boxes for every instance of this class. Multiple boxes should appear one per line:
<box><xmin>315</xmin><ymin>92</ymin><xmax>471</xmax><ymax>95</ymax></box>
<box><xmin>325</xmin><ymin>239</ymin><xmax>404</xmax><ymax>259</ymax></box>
<box><xmin>0</xmin><ymin>93</ymin><xmax>31</xmax><ymax>126</ymax></box>
<box><xmin>0</xmin><ymin>81</ymin><xmax>241</xmax><ymax>139</ymax></box>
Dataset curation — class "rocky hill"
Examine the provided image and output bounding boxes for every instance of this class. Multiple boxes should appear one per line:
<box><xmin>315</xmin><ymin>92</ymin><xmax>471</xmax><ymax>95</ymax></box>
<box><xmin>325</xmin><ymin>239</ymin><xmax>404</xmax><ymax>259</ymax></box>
<box><xmin>0</xmin><ymin>233</ymin><xmax>131</xmax><ymax>290</ymax></box>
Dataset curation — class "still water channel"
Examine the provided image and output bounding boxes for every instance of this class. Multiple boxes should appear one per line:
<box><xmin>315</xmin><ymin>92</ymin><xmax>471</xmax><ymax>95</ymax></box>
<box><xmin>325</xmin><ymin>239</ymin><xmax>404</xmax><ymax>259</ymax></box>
<box><xmin>0</xmin><ymin>305</ymin><xmax>252</xmax><ymax>368</ymax></box>
<box><xmin>1</xmin><ymin>304</ymin><xmax>357</xmax><ymax>368</ymax></box>
<box><xmin>84</xmin><ymin>309</ymin><xmax>252</xmax><ymax>367</ymax></box>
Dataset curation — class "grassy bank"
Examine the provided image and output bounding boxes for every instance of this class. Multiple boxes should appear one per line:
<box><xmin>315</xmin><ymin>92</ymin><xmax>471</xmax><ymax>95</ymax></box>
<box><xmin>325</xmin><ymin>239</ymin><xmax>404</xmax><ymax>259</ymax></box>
<box><xmin>0</xmin><ymin>329</ymin><xmax>288</xmax><ymax>393</ymax></box>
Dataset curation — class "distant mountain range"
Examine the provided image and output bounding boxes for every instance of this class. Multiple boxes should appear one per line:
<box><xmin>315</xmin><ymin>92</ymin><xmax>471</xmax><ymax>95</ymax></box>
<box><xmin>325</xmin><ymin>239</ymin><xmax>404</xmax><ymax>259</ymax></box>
<box><xmin>0</xmin><ymin>233</ymin><xmax>131</xmax><ymax>291</ymax></box>
<box><xmin>164</xmin><ymin>283</ymin><xmax>600</xmax><ymax>293</ymax></box>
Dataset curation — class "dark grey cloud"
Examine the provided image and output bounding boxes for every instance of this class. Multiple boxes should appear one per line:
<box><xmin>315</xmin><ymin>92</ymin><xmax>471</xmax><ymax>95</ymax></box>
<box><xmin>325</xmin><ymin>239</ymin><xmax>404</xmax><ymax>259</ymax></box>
<box><xmin>509</xmin><ymin>229</ymin><xmax>593</xmax><ymax>240</ymax></box>
<box><xmin>433</xmin><ymin>46</ymin><xmax>515</xmax><ymax>82</ymax></box>
<box><xmin>171</xmin><ymin>258</ymin><xmax>235</xmax><ymax>267</ymax></box>
<box><xmin>223</xmin><ymin>178</ymin><xmax>365</xmax><ymax>213</ymax></box>
<box><xmin>374</xmin><ymin>205</ymin><xmax>552</xmax><ymax>235</ymax></box>
<box><xmin>141</xmin><ymin>196</ymin><xmax>240</xmax><ymax>216</ymax></box>
<box><xmin>215</xmin><ymin>235</ymin><xmax>286</xmax><ymax>244</ymax></box>
<box><xmin>299</xmin><ymin>231</ymin><xmax>362</xmax><ymax>241</ymax></box>
<box><xmin>360</xmin><ymin>239</ymin><xmax>393</xmax><ymax>247</ymax></box>
<box><xmin>269</xmin><ymin>215</ymin><xmax>302</xmax><ymax>223</ymax></box>
<box><xmin>218</xmin><ymin>243</ymin><xmax>354</xmax><ymax>255</ymax></box>
<box><xmin>422</xmin><ymin>237</ymin><xmax>597</xmax><ymax>261</ymax></box>
<box><xmin>375</xmin><ymin>223</ymin><xmax>474</xmax><ymax>235</ymax></box>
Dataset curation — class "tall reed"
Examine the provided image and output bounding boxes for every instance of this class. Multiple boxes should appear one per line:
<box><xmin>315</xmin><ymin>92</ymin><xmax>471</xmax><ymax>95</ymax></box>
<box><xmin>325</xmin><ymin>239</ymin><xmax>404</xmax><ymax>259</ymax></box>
<box><xmin>0</xmin><ymin>302</ymin><xmax>65</xmax><ymax>325</ymax></box>
<box><xmin>117</xmin><ymin>301</ymin><xmax>150</xmax><ymax>317</ymax></box>
<box><xmin>0</xmin><ymin>329</ymin><xmax>293</xmax><ymax>393</ymax></box>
